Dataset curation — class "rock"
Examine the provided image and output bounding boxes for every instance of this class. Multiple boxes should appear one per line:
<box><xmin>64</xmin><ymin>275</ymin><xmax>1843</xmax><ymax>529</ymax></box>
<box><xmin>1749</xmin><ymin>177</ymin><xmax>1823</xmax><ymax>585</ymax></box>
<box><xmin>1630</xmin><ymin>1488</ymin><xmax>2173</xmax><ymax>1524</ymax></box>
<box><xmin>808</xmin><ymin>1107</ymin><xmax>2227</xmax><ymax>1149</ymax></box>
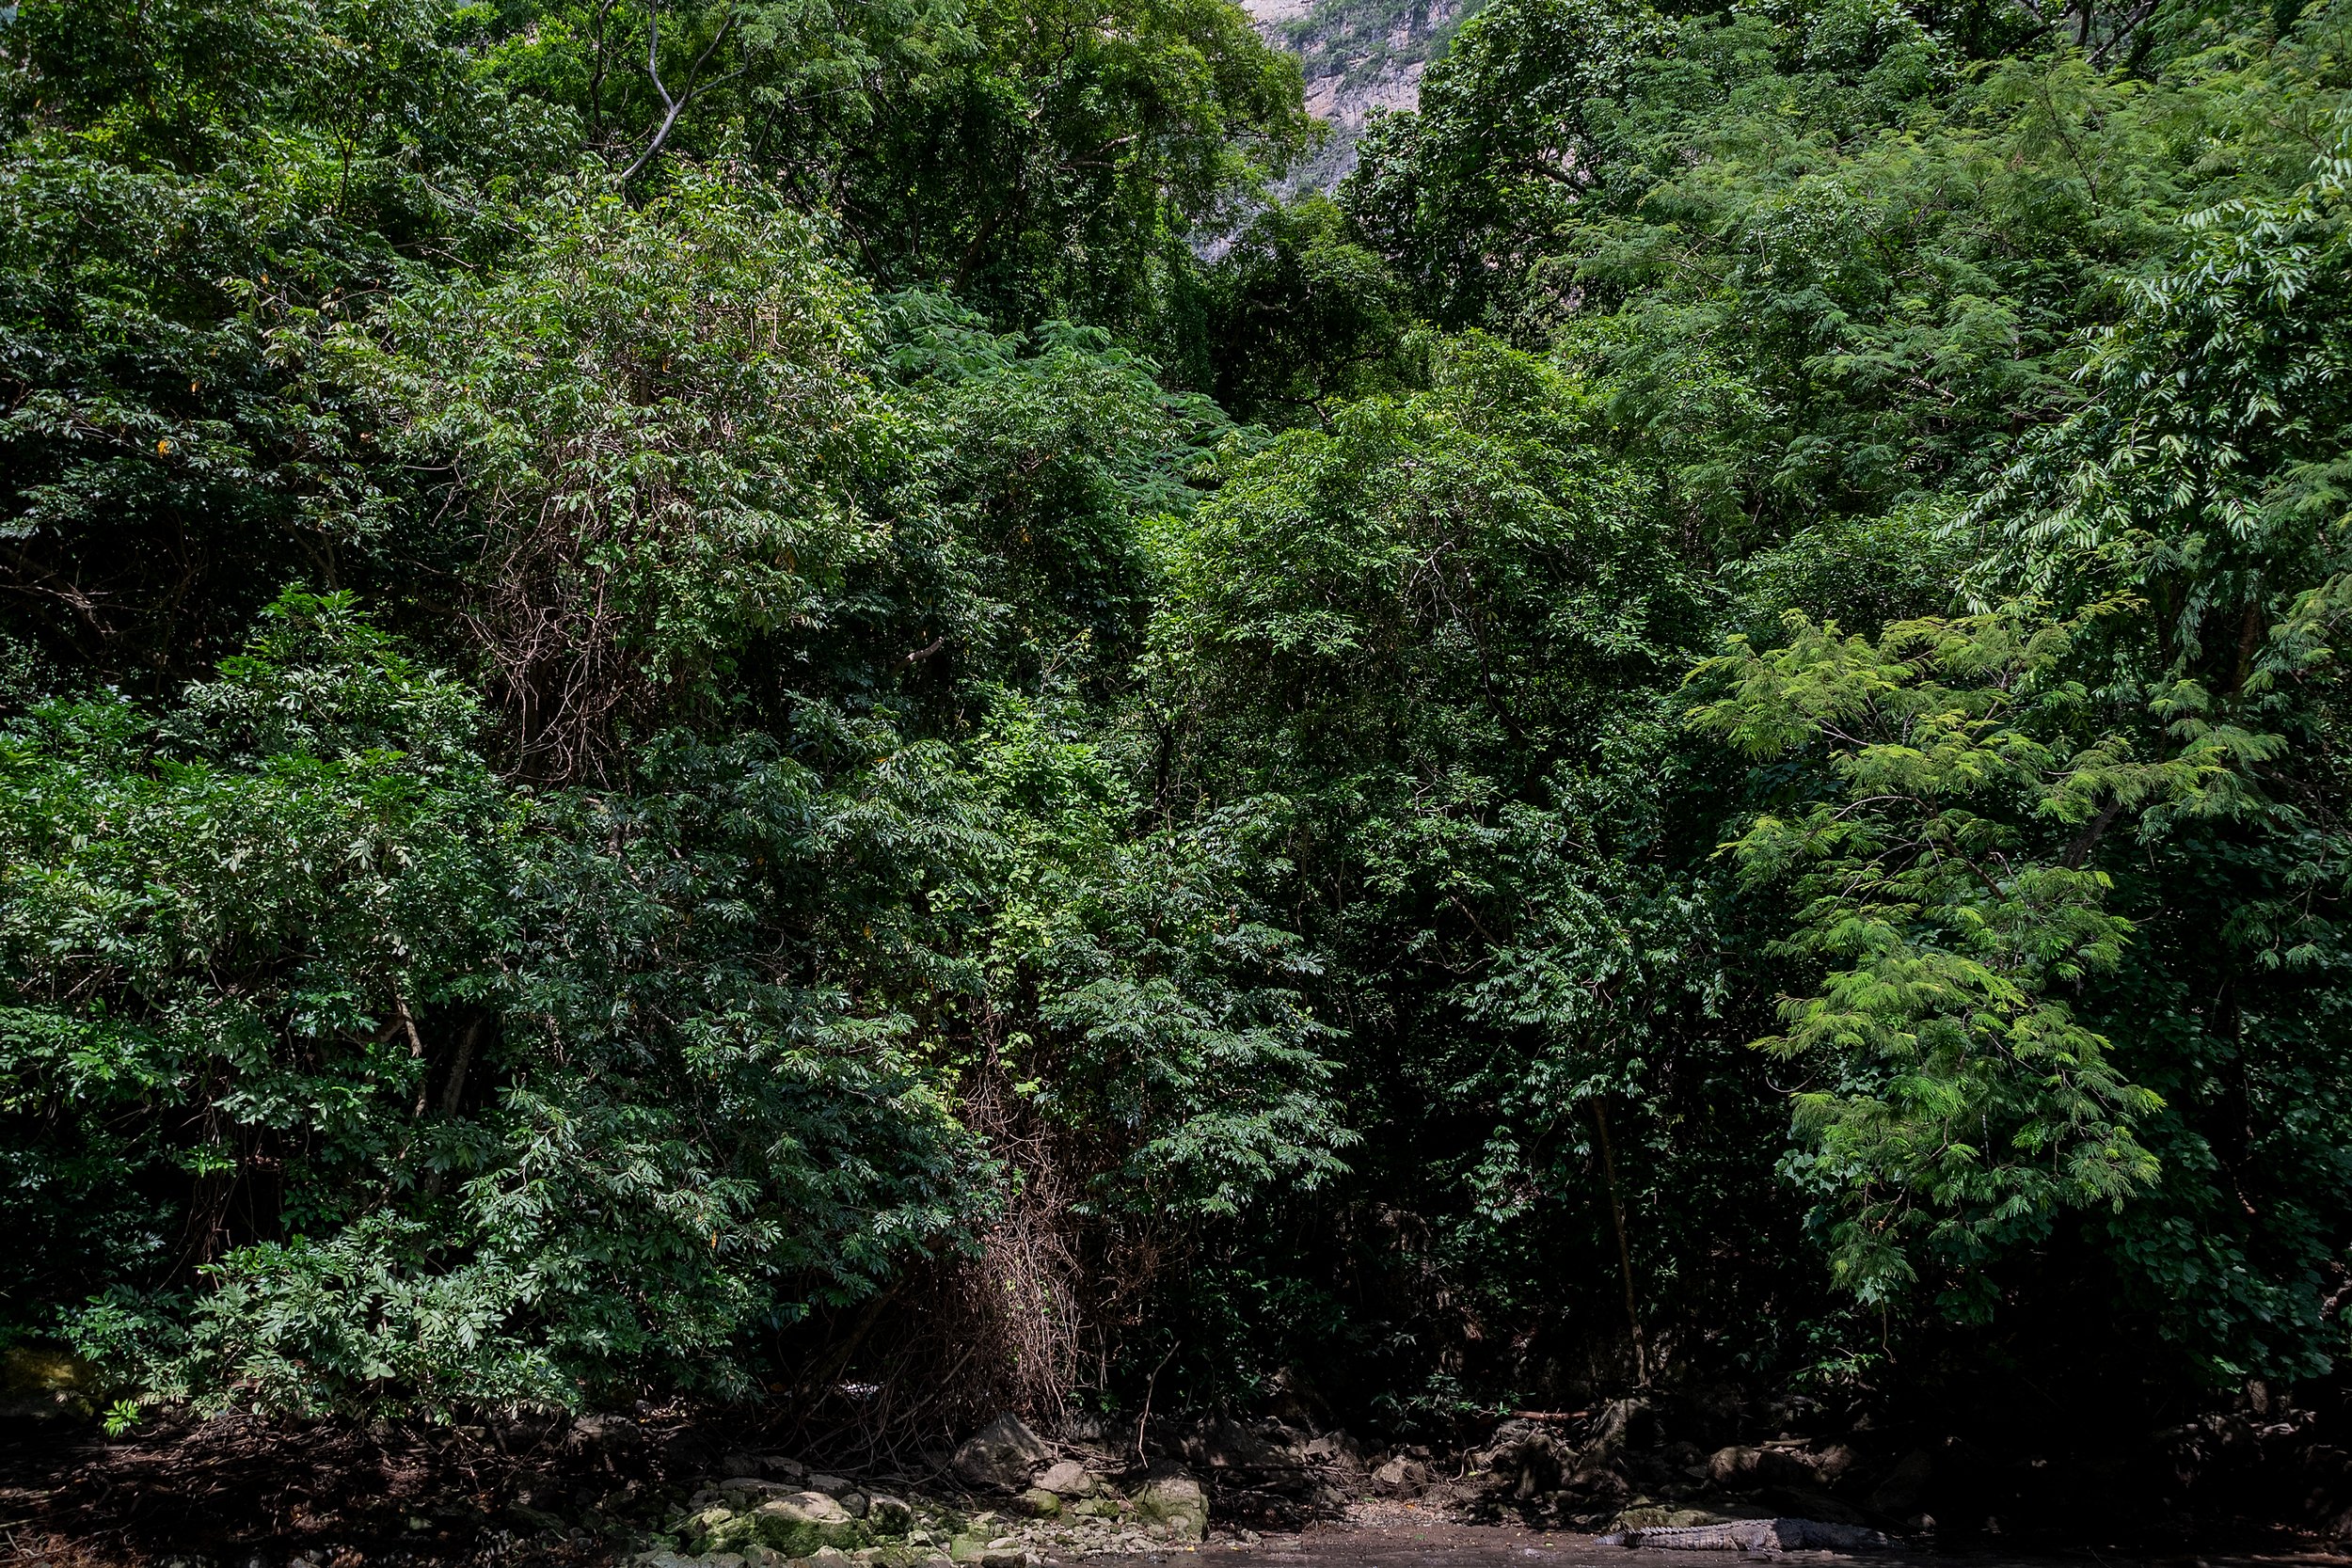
<box><xmin>954</xmin><ymin>1414</ymin><xmax>1049</xmax><ymax>1492</ymax></box>
<box><xmin>866</xmin><ymin>1496</ymin><xmax>914</xmax><ymax>1535</ymax></box>
<box><xmin>1866</xmin><ymin>1449</ymin><xmax>1934</xmax><ymax>1515</ymax></box>
<box><xmin>1302</xmin><ymin>1431</ymin><xmax>1367</xmax><ymax>1473</ymax></box>
<box><xmin>809</xmin><ymin>1475</ymin><xmax>854</xmax><ymax>1496</ymax></box>
<box><xmin>753</xmin><ymin>1493</ymin><xmax>868</xmax><ymax>1557</ymax></box>
<box><xmin>1371</xmin><ymin>1456</ymin><xmax>1429</xmax><ymax>1499</ymax></box>
<box><xmin>805</xmin><ymin>1548</ymin><xmax>854</xmax><ymax>1568</ymax></box>
<box><xmin>1602</xmin><ymin>1518</ymin><xmax>1895</xmax><ymax>1552</ymax></box>
<box><xmin>1709</xmin><ymin>1440</ymin><xmax>1852</xmax><ymax>1493</ymax></box>
<box><xmin>1069</xmin><ymin>1496</ymin><xmax>1122</xmax><ymax>1519</ymax></box>
<box><xmin>568</xmin><ymin>1413</ymin><xmax>647</xmax><ymax>1453</ymax></box>
<box><xmin>1133</xmin><ymin>1474</ymin><xmax>1207</xmax><ymax>1544</ymax></box>
<box><xmin>1216</xmin><ymin>1488</ymin><xmax>1311</xmax><ymax>1530</ymax></box>
<box><xmin>1036</xmin><ymin>1460</ymin><xmax>1097</xmax><ymax>1498</ymax></box>
<box><xmin>1809</xmin><ymin>1443</ymin><xmax>1858</xmax><ymax>1484</ymax></box>
<box><xmin>1187</xmin><ymin>1417</ymin><xmax>1283</xmax><ymax>1475</ymax></box>
<box><xmin>1762</xmin><ymin>1488</ymin><xmax>1868</xmax><ymax>1527</ymax></box>
<box><xmin>1265</xmin><ymin>1366</ymin><xmax>1337</xmax><ymax>1433</ymax></box>
<box><xmin>503</xmin><ymin>1501</ymin><xmax>569</xmax><ymax>1533</ymax></box>
<box><xmin>1585</xmin><ymin>1399</ymin><xmax>1661</xmax><ymax>1460</ymax></box>
<box><xmin>1015</xmin><ymin>1488</ymin><xmax>1062</xmax><ymax>1519</ymax></box>
<box><xmin>947</xmin><ymin>1535</ymin><xmax>990</xmax><ymax>1563</ymax></box>
<box><xmin>1613</xmin><ymin>1507</ymin><xmax>1736</xmax><ymax>1531</ymax></box>
<box><xmin>682</xmin><ymin>1506</ymin><xmax>760</xmax><ymax>1556</ymax></box>
<box><xmin>1706</xmin><ymin>1446</ymin><xmax>1760</xmax><ymax>1486</ymax></box>
<box><xmin>1473</xmin><ymin>1422</ymin><xmax>1565</xmax><ymax>1502</ymax></box>
<box><xmin>774</xmin><ymin>1492</ymin><xmax>853</xmax><ymax>1525</ymax></box>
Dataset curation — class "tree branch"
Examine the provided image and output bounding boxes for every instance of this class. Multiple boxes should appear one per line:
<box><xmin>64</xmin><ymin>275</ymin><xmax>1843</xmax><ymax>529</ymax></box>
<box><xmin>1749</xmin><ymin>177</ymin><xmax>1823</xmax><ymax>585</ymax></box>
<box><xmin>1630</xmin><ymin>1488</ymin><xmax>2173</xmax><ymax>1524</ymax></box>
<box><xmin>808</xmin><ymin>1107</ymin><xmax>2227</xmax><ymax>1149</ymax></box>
<box><xmin>620</xmin><ymin>2</ymin><xmax>739</xmax><ymax>182</ymax></box>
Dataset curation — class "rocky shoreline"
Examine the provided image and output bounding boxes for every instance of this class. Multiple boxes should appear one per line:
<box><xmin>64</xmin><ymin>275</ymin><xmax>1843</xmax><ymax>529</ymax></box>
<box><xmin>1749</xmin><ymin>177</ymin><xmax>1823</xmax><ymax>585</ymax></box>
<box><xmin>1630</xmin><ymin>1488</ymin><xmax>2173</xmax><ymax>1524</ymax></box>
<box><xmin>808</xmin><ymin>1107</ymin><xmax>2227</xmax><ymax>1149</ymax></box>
<box><xmin>629</xmin><ymin>1400</ymin><xmax>1929</xmax><ymax>1568</ymax></box>
<box><xmin>637</xmin><ymin>1416</ymin><xmax>1235</xmax><ymax>1568</ymax></box>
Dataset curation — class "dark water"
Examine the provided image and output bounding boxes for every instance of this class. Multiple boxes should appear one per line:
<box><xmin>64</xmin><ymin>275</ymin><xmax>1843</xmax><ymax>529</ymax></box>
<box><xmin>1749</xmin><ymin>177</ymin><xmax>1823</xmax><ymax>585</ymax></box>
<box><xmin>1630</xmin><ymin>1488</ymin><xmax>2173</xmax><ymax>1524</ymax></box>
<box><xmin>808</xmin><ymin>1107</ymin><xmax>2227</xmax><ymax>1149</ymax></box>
<box><xmin>1078</xmin><ymin>1514</ymin><xmax>2343</xmax><ymax>1568</ymax></box>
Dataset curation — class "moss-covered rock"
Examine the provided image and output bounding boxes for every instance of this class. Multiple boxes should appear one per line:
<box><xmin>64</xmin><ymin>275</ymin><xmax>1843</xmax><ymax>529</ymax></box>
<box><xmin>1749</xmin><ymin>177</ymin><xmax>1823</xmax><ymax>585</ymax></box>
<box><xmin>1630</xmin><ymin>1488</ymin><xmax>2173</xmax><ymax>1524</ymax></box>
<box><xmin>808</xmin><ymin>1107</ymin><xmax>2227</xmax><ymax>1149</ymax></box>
<box><xmin>1613</xmin><ymin>1506</ymin><xmax>1732</xmax><ymax>1531</ymax></box>
<box><xmin>680</xmin><ymin>1505</ymin><xmax>761</xmax><ymax>1555</ymax></box>
<box><xmin>754</xmin><ymin>1492</ymin><xmax>870</xmax><ymax>1557</ymax></box>
<box><xmin>1133</xmin><ymin>1475</ymin><xmax>1206</xmax><ymax>1544</ymax></box>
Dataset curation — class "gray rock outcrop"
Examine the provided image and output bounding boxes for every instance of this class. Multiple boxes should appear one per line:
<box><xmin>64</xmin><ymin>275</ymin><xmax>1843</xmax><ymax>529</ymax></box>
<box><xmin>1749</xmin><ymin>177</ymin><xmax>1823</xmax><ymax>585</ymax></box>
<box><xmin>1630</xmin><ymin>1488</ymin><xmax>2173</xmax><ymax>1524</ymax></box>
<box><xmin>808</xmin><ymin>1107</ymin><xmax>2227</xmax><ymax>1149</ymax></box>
<box><xmin>1134</xmin><ymin>1473</ymin><xmax>1208</xmax><ymax>1543</ymax></box>
<box><xmin>953</xmin><ymin>1413</ymin><xmax>1049</xmax><ymax>1493</ymax></box>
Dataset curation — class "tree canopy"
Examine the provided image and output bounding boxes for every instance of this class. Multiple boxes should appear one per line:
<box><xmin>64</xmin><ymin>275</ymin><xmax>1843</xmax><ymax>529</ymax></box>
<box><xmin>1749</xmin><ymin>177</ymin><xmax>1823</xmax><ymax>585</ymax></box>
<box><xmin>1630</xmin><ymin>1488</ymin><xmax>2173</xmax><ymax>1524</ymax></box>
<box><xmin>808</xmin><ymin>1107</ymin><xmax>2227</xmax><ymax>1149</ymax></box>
<box><xmin>6</xmin><ymin>0</ymin><xmax>2352</xmax><ymax>1490</ymax></box>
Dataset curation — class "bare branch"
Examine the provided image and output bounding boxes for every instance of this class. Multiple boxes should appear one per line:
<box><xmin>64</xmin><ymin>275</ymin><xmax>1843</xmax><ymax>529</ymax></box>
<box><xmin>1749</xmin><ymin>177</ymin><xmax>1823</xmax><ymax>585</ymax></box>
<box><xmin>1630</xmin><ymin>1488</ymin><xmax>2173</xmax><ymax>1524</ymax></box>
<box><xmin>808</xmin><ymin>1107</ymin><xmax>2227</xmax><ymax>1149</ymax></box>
<box><xmin>621</xmin><ymin>2</ymin><xmax>739</xmax><ymax>182</ymax></box>
<box><xmin>2090</xmin><ymin>0</ymin><xmax>2163</xmax><ymax>65</ymax></box>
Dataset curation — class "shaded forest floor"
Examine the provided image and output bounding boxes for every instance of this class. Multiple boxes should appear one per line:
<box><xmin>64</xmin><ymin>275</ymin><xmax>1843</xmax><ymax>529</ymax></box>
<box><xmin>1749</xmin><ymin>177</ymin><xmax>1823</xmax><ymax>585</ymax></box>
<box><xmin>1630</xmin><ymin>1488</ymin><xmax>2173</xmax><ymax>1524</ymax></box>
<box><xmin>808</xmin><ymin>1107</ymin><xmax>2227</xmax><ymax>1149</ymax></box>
<box><xmin>0</xmin><ymin>1407</ymin><xmax>699</xmax><ymax>1567</ymax></box>
<box><xmin>4</xmin><ymin>1415</ymin><xmax>2348</xmax><ymax>1568</ymax></box>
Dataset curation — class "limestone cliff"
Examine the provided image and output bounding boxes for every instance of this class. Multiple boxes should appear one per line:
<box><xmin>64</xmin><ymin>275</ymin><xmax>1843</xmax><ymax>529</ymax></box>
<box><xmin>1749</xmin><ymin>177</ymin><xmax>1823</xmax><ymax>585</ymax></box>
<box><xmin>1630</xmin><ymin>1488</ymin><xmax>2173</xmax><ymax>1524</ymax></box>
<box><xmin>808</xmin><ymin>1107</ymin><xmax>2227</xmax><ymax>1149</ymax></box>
<box><xmin>1241</xmin><ymin>0</ymin><xmax>1485</xmax><ymax>189</ymax></box>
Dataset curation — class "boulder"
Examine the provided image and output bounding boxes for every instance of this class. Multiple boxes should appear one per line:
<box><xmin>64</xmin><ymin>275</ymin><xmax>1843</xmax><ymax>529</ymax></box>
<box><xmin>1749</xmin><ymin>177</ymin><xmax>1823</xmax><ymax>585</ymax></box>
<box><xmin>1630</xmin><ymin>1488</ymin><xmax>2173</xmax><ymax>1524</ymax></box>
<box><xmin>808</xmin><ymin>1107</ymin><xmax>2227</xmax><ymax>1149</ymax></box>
<box><xmin>1708</xmin><ymin>1440</ymin><xmax>1851</xmax><ymax>1491</ymax></box>
<box><xmin>1182</xmin><ymin>1415</ymin><xmax>1344</xmax><ymax>1521</ymax></box>
<box><xmin>1584</xmin><ymin>1398</ymin><xmax>1662</xmax><ymax>1460</ymax></box>
<box><xmin>1473</xmin><ymin>1423</ymin><xmax>1565</xmax><ymax>1502</ymax></box>
<box><xmin>1371</xmin><ymin>1456</ymin><xmax>1429</xmax><ymax>1499</ymax></box>
<box><xmin>1617</xmin><ymin>1507</ymin><xmax>1734</xmax><ymax>1530</ymax></box>
<box><xmin>1706</xmin><ymin>1446</ymin><xmax>1762</xmax><ymax>1487</ymax></box>
<box><xmin>1134</xmin><ymin>1473</ymin><xmax>1208</xmax><ymax>1543</ymax></box>
<box><xmin>1302</xmin><ymin>1431</ymin><xmax>1367</xmax><ymax>1473</ymax></box>
<box><xmin>1866</xmin><ymin>1449</ymin><xmax>1934</xmax><ymax>1515</ymax></box>
<box><xmin>1187</xmin><ymin>1417</ymin><xmax>1285</xmax><ymax>1474</ymax></box>
<box><xmin>1015</xmin><ymin>1487</ymin><xmax>1062</xmax><ymax>1518</ymax></box>
<box><xmin>866</xmin><ymin>1496</ymin><xmax>914</xmax><ymax>1535</ymax></box>
<box><xmin>753</xmin><ymin>1492</ymin><xmax>868</xmax><ymax>1556</ymax></box>
<box><xmin>1809</xmin><ymin>1443</ymin><xmax>1858</xmax><ymax>1484</ymax></box>
<box><xmin>1760</xmin><ymin>1488</ymin><xmax>1868</xmax><ymax>1527</ymax></box>
<box><xmin>953</xmin><ymin>1413</ymin><xmax>1048</xmax><ymax>1493</ymax></box>
<box><xmin>1036</xmin><ymin>1459</ymin><xmax>1097</xmax><ymax>1498</ymax></box>
<box><xmin>1216</xmin><ymin>1487</ymin><xmax>1313</xmax><ymax>1530</ymax></box>
<box><xmin>681</xmin><ymin>1505</ymin><xmax>762</xmax><ymax>1556</ymax></box>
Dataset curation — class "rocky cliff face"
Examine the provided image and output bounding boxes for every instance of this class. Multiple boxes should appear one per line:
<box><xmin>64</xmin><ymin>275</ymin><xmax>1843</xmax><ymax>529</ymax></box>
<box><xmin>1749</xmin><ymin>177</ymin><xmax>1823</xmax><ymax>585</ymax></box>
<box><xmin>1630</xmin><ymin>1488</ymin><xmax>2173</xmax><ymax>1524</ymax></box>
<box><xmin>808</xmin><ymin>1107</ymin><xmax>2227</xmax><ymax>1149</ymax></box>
<box><xmin>1241</xmin><ymin>0</ymin><xmax>1483</xmax><ymax>189</ymax></box>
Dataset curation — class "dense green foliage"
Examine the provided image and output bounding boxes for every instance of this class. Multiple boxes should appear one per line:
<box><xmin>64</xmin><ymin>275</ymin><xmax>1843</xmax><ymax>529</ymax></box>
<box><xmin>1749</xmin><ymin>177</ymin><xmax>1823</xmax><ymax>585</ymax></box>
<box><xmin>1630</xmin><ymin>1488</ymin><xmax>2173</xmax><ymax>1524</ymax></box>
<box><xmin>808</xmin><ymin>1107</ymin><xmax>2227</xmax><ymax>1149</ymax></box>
<box><xmin>6</xmin><ymin>0</ymin><xmax>2352</xmax><ymax>1471</ymax></box>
